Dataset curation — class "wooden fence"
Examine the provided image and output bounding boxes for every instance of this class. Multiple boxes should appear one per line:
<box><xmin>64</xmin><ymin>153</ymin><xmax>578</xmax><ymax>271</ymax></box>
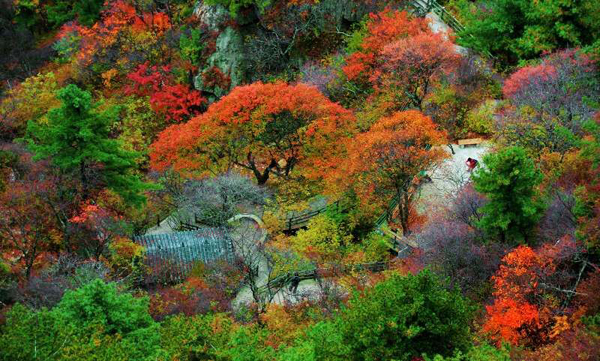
<box><xmin>259</xmin><ymin>261</ymin><xmax>393</xmax><ymax>293</ymax></box>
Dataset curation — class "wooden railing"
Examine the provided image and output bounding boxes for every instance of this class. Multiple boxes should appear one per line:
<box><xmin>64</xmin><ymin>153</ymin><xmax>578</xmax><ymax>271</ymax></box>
<box><xmin>259</xmin><ymin>261</ymin><xmax>392</xmax><ymax>293</ymax></box>
<box><xmin>284</xmin><ymin>200</ymin><xmax>349</xmax><ymax>231</ymax></box>
<box><xmin>409</xmin><ymin>0</ymin><xmax>494</xmax><ymax>59</ymax></box>
<box><xmin>374</xmin><ymin>193</ymin><xmax>401</xmax><ymax>229</ymax></box>
<box><xmin>411</xmin><ymin>0</ymin><xmax>464</xmax><ymax>33</ymax></box>
<box><xmin>175</xmin><ymin>200</ymin><xmax>349</xmax><ymax>232</ymax></box>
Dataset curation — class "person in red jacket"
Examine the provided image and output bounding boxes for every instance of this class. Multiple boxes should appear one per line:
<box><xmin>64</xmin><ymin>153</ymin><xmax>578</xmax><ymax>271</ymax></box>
<box><xmin>466</xmin><ymin>157</ymin><xmax>478</xmax><ymax>172</ymax></box>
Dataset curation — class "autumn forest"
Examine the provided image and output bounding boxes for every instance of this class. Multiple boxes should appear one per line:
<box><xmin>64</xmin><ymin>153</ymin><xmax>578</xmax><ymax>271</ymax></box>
<box><xmin>1</xmin><ymin>0</ymin><xmax>600</xmax><ymax>360</ymax></box>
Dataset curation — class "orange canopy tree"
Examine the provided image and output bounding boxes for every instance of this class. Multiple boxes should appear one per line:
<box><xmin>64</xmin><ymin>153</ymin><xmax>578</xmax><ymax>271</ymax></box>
<box><xmin>483</xmin><ymin>239</ymin><xmax>581</xmax><ymax>347</ymax></box>
<box><xmin>150</xmin><ymin>82</ymin><xmax>355</xmax><ymax>184</ymax></box>
<box><xmin>376</xmin><ymin>32</ymin><xmax>460</xmax><ymax>111</ymax></box>
<box><xmin>343</xmin><ymin>9</ymin><xmax>428</xmax><ymax>85</ymax></box>
<box><xmin>342</xmin><ymin>110</ymin><xmax>448</xmax><ymax>235</ymax></box>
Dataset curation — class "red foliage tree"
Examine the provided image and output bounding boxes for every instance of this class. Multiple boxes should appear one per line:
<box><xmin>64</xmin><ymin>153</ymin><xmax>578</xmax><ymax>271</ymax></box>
<box><xmin>483</xmin><ymin>239</ymin><xmax>582</xmax><ymax>347</ymax></box>
<box><xmin>0</xmin><ymin>178</ymin><xmax>57</xmax><ymax>279</ymax></box>
<box><xmin>503</xmin><ymin>63</ymin><xmax>557</xmax><ymax>99</ymax></box>
<box><xmin>497</xmin><ymin>50</ymin><xmax>599</xmax><ymax>154</ymax></box>
<box><xmin>574</xmin><ymin>268</ymin><xmax>600</xmax><ymax>316</ymax></box>
<box><xmin>126</xmin><ymin>63</ymin><xmax>205</xmax><ymax>122</ymax></box>
<box><xmin>575</xmin><ymin>115</ymin><xmax>600</xmax><ymax>254</ymax></box>
<box><xmin>343</xmin><ymin>9</ymin><xmax>429</xmax><ymax>83</ymax></box>
<box><xmin>69</xmin><ymin>201</ymin><xmax>129</xmax><ymax>261</ymax></box>
<box><xmin>149</xmin><ymin>82</ymin><xmax>355</xmax><ymax>184</ymax></box>
<box><xmin>71</xmin><ymin>1</ymin><xmax>172</xmax><ymax>65</ymax></box>
<box><xmin>73</xmin><ymin>1</ymin><xmax>139</xmax><ymax>64</ymax></box>
<box><xmin>375</xmin><ymin>32</ymin><xmax>460</xmax><ymax>111</ymax></box>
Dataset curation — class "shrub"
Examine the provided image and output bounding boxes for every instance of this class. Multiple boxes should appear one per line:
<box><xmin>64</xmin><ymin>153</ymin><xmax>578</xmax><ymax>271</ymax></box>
<box><xmin>465</xmin><ymin>100</ymin><xmax>499</xmax><ymax>135</ymax></box>
<box><xmin>0</xmin><ymin>280</ymin><xmax>161</xmax><ymax>360</ymax></box>
<box><xmin>306</xmin><ymin>270</ymin><xmax>473</xmax><ymax>360</ymax></box>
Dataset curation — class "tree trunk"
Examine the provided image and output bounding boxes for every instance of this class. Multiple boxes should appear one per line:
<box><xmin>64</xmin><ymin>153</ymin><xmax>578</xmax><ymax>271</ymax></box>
<box><xmin>80</xmin><ymin>160</ymin><xmax>88</xmax><ymax>200</ymax></box>
<box><xmin>399</xmin><ymin>191</ymin><xmax>411</xmax><ymax>236</ymax></box>
<box><xmin>248</xmin><ymin>154</ymin><xmax>278</xmax><ymax>185</ymax></box>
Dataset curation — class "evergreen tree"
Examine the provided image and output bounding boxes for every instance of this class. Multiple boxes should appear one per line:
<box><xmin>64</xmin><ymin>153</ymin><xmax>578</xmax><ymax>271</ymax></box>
<box><xmin>337</xmin><ymin>270</ymin><xmax>472</xmax><ymax>361</ymax></box>
<box><xmin>280</xmin><ymin>270</ymin><xmax>473</xmax><ymax>361</ymax></box>
<box><xmin>25</xmin><ymin>84</ymin><xmax>151</xmax><ymax>206</ymax></box>
<box><xmin>472</xmin><ymin>146</ymin><xmax>545</xmax><ymax>243</ymax></box>
<box><xmin>46</xmin><ymin>0</ymin><xmax>105</xmax><ymax>28</ymax></box>
<box><xmin>0</xmin><ymin>280</ymin><xmax>161</xmax><ymax>360</ymax></box>
<box><xmin>456</xmin><ymin>0</ymin><xmax>600</xmax><ymax>66</ymax></box>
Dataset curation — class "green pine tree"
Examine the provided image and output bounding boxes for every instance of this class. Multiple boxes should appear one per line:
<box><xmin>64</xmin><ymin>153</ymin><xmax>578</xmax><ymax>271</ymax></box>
<box><xmin>46</xmin><ymin>0</ymin><xmax>105</xmax><ymax>28</ymax></box>
<box><xmin>277</xmin><ymin>270</ymin><xmax>472</xmax><ymax>361</ymax></box>
<box><xmin>25</xmin><ymin>84</ymin><xmax>152</xmax><ymax>206</ymax></box>
<box><xmin>472</xmin><ymin>146</ymin><xmax>545</xmax><ymax>243</ymax></box>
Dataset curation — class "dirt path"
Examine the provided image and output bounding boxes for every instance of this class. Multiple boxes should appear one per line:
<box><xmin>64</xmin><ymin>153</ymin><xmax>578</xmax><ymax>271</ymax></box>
<box><xmin>417</xmin><ymin>143</ymin><xmax>489</xmax><ymax>221</ymax></box>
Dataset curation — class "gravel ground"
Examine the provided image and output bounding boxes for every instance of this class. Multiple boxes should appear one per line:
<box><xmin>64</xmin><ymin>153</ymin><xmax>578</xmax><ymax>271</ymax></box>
<box><xmin>417</xmin><ymin>142</ymin><xmax>490</xmax><ymax>221</ymax></box>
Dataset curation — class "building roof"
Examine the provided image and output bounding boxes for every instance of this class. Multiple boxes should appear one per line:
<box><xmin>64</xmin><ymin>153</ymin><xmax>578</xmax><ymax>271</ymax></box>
<box><xmin>135</xmin><ymin>228</ymin><xmax>234</xmax><ymax>281</ymax></box>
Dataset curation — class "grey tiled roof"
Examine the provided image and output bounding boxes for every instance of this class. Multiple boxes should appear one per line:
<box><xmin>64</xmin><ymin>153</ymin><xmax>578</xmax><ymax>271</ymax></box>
<box><xmin>135</xmin><ymin>228</ymin><xmax>234</xmax><ymax>280</ymax></box>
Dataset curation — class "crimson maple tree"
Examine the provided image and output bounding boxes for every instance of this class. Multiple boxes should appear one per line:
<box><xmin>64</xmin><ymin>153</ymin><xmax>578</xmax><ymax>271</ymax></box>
<box><xmin>126</xmin><ymin>62</ymin><xmax>205</xmax><ymax>123</ymax></box>
<box><xmin>483</xmin><ymin>239</ymin><xmax>581</xmax><ymax>347</ymax></box>
<box><xmin>502</xmin><ymin>63</ymin><xmax>557</xmax><ymax>99</ymax></box>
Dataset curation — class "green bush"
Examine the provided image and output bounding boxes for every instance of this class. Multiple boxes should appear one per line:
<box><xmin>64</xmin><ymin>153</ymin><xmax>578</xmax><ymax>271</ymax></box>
<box><xmin>465</xmin><ymin>100</ymin><xmax>499</xmax><ymax>135</ymax></box>
<box><xmin>179</xmin><ymin>27</ymin><xmax>205</xmax><ymax>67</ymax></box>
<box><xmin>46</xmin><ymin>0</ymin><xmax>105</xmax><ymax>28</ymax></box>
<box><xmin>0</xmin><ymin>280</ymin><xmax>161</xmax><ymax>361</ymax></box>
<box><xmin>159</xmin><ymin>314</ymin><xmax>233</xmax><ymax>361</ymax></box>
<box><xmin>279</xmin><ymin>270</ymin><xmax>473</xmax><ymax>361</ymax></box>
<box><xmin>204</xmin><ymin>0</ymin><xmax>271</xmax><ymax>17</ymax></box>
<box><xmin>52</xmin><ymin>32</ymin><xmax>81</xmax><ymax>63</ymax></box>
<box><xmin>425</xmin><ymin>343</ymin><xmax>512</xmax><ymax>361</ymax></box>
<box><xmin>455</xmin><ymin>0</ymin><xmax>600</xmax><ymax>66</ymax></box>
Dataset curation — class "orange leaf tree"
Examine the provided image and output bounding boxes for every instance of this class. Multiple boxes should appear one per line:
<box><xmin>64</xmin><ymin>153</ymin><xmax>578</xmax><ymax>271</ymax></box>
<box><xmin>341</xmin><ymin>110</ymin><xmax>447</xmax><ymax>235</ymax></box>
<box><xmin>150</xmin><ymin>82</ymin><xmax>355</xmax><ymax>184</ymax></box>
<box><xmin>483</xmin><ymin>239</ymin><xmax>581</xmax><ymax>347</ymax></box>
<box><xmin>376</xmin><ymin>32</ymin><xmax>460</xmax><ymax>111</ymax></box>
<box><xmin>343</xmin><ymin>9</ymin><xmax>428</xmax><ymax>85</ymax></box>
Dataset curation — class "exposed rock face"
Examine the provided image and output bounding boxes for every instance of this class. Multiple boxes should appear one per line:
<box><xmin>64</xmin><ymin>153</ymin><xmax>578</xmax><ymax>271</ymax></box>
<box><xmin>426</xmin><ymin>12</ymin><xmax>468</xmax><ymax>55</ymax></box>
<box><xmin>320</xmin><ymin>0</ymin><xmax>371</xmax><ymax>24</ymax></box>
<box><xmin>194</xmin><ymin>26</ymin><xmax>245</xmax><ymax>102</ymax></box>
<box><xmin>194</xmin><ymin>2</ymin><xmax>230</xmax><ymax>31</ymax></box>
<box><xmin>193</xmin><ymin>3</ymin><xmax>248</xmax><ymax>102</ymax></box>
<box><xmin>193</xmin><ymin>0</ymin><xmax>379</xmax><ymax>101</ymax></box>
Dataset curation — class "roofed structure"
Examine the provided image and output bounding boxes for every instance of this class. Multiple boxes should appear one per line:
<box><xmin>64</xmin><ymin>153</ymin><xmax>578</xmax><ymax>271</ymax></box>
<box><xmin>135</xmin><ymin>228</ymin><xmax>234</xmax><ymax>281</ymax></box>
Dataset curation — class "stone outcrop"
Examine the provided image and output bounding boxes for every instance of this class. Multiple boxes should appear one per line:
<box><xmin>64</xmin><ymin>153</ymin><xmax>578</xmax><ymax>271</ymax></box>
<box><xmin>193</xmin><ymin>3</ymin><xmax>230</xmax><ymax>31</ymax></box>
<box><xmin>194</xmin><ymin>26</ymin><xmax>245</xmax><ymax>102</ymax></box>
<box><xmin>192</xmin><ymin>0</ymin><xmax>381</xmax><ymax>102</ymax></box>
